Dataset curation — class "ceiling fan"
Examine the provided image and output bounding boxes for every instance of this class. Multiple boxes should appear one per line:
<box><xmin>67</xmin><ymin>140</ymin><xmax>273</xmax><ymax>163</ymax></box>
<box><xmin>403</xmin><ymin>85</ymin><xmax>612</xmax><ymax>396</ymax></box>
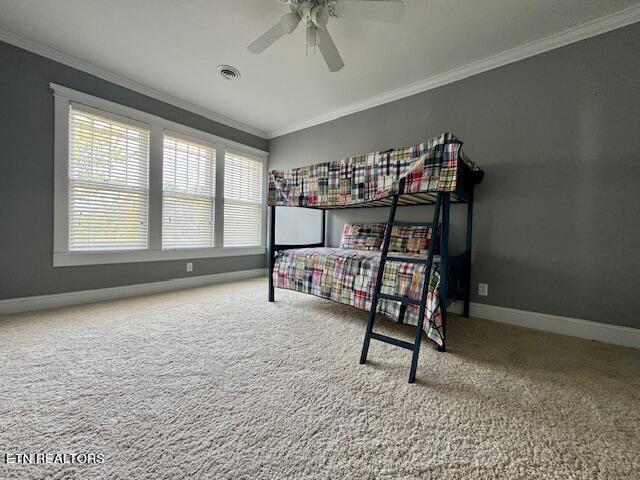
<box><xmin>247</xmin><ymin>0</ymin><xmax>405</xmax><ymax>72</ymax></box>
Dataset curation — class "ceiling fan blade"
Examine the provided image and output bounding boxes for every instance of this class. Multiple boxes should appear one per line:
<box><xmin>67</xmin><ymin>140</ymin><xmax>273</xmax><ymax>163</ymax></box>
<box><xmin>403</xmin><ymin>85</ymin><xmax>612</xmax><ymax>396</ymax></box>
<box><xmin>316</xmin><ymin>27</ymin><xmax>344</xmax><ymax>72</ymax></box>
<box><xmin>247</xmin><ymin>12</ymin><xmax>301</xmax><ymax>53</ymax></box>
<box><xmin>333</xmin><ymin>0</ymin><xmax>405</xmax><ymax>23</ymax></box>
<box><xmin>247</xmin><ymin>23</ymin><xmax>286</xmax><ymax>54</ymax></box>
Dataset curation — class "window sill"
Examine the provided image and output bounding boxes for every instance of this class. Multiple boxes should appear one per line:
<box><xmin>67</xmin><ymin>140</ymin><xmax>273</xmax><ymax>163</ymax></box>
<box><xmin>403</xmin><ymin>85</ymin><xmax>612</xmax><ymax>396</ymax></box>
<box><xmin>53</xmin><ymin>246</ymin><xmax>267</xmax><ymax>267</ymax></box>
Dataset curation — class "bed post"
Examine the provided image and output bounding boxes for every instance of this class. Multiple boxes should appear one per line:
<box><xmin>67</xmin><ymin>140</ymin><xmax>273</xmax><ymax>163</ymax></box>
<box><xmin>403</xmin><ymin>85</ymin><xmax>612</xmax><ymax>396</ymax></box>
<box><xmin>321</xmin><ymin>209</ymin><xmax>327</xmax><ymax>246</ymax></box>
<box><xmin>268</xmin><ymin>205</ymin><xmax>276</xmax><ymax>302</ymax></box>
<box><xmin>463</xmin><ymin>191</ymin><xmax>474</xmax><ymax>318</ymax></box>
<box><xmin>438</xmin><ymin>193</ymin><xmax>450</xmax><ymax>352</ymax></box>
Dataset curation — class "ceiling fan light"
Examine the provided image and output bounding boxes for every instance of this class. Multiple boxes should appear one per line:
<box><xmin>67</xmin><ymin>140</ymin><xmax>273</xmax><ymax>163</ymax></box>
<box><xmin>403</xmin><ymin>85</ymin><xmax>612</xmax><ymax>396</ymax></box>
<box><xmin>306</xmin><ymin>24</ymin><xmax>317</xmax><ymax>50</ymax></box>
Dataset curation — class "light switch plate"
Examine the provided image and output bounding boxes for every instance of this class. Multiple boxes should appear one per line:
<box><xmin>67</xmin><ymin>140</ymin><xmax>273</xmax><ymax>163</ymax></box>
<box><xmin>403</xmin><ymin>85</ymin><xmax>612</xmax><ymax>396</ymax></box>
<box><xmin>478</xmin><ymin>283</ymin><xmax>488</xmax><ymax>296</ymax></box>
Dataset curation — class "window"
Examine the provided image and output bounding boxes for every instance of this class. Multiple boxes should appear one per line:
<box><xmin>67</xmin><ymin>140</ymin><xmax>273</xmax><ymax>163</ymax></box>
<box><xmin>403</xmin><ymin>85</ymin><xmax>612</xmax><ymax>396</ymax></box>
<box><xmin>162</xmin><ymin>135</ymin><xmax>216</xmax><ymax>249</ymax></box>
<box><xmin>52</xmin><ymin>84</ymin><xmax>267</xmax><ymax>266</ymax></box>
<box><xmin>224</xmin><ymin>151</ymin><xmax>263</xmax><ymax>247</ymax></box>
<box><xmin>68</xmin><ymin>106</ymin><xmax>150</xmax><ymax>251</ymax></box>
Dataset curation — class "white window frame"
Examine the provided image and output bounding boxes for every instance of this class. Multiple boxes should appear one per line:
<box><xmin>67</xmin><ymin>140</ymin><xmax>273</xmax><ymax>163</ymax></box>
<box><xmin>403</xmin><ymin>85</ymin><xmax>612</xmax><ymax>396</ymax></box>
<box><xmin>223</xmin><ymin>149</ymin><xmax>268</xmax><ymax>248</ymax></box>
<box><xmin>52</xmin><ymin>83</ymin><xmax>268</xmax><ymax>267</ymax></box>
<box><xmin>161</xmin><ymin>130</ymin><xmax>218</xmax><ymax>250</ymax></box>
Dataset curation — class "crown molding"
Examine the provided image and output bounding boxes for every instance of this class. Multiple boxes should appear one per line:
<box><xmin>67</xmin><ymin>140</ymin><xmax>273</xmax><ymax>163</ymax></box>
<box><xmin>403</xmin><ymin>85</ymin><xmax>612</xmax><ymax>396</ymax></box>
<box><xmin>267</xmin><ymin>4</ymin><xmax>640</xmax><ymax>138</ymax></box>
<box><xmin>2</xmin><ymin>3</ymin><xmax>639</xmax><ymax>141</ymax></box>
<box><xmin>0</xmin><ymin>27</ymin><xmax>268</xmax><ymax>139</ymax></box>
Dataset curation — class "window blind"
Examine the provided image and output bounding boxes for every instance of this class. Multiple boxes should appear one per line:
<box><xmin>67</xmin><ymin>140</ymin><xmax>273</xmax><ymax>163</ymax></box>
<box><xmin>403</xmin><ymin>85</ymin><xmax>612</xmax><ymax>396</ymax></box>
<box><xmin>224</xmin><ymin>151</ymin><xmax>263</xmax><ymax>247</ymax></box>
<box><xmin>162</xmin><ymin>134</ymin><xmax>216</xmax><ymax>249</ymax></box>
<box><xmin>68</xmin><ymin>106</ymin><xmax>150</xmax><ymax>251</ymax></box>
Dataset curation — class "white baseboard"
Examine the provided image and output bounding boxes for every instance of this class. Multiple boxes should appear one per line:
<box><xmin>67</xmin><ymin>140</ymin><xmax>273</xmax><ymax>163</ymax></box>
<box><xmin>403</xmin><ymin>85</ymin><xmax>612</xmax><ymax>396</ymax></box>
<box><xmin>0</xmin><ymin>269</ymin><xmax>267</xmax><ymax>316</ymax></box>
<box><xmin>448</xmin><ymin>302</ymin><xmax>639</xmax><ymax>349</ymax></box>
<box><xmin>2</xmin><ymin>274</ymin><xmax>637</xmax><ymax>350</ymax></box>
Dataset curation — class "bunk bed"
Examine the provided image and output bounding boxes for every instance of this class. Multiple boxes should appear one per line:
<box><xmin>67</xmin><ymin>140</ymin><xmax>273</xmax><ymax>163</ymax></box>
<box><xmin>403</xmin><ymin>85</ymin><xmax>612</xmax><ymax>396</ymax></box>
<box><xmin>267</xmin><ymin>132</ymin><xmax>484</xmax><ymax>383</ymax></box>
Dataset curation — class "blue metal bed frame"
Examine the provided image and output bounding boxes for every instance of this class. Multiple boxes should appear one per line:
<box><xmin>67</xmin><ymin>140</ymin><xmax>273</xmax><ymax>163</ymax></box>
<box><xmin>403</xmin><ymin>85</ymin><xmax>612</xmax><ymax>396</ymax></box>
<box><xmin>267</xmin><ymin>165</ymin><xmax>480</xmax><ymax>383</ymax></box>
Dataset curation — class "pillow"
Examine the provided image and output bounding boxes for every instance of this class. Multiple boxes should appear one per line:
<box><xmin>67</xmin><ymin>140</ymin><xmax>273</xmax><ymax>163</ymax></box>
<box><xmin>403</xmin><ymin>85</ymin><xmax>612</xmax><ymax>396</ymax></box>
<box><xmin>388</xmin><ymin>225</ymin><xmax>435</xmax><ymax>255</ymax></box>
<box><xmin>340</xmin><ymin>223</ymin><xmax>386</xmax><ymax>250</ymax></box>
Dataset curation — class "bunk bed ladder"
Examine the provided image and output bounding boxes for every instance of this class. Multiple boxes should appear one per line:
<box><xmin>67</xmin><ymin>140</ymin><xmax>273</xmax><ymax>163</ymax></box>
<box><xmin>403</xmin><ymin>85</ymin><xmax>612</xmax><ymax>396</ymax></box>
<box><xmin>359</xmin><ymin>192</ymin><xmax>447</xmax><ymax>384</ymax></box>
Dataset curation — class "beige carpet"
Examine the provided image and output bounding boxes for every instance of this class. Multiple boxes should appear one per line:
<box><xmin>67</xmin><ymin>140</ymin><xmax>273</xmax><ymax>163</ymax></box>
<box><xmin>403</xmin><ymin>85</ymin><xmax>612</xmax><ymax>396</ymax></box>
<box><xmin>0</xmin><ymin>278</ymin><xmax>638</xmax><ymax>480</ymax></box>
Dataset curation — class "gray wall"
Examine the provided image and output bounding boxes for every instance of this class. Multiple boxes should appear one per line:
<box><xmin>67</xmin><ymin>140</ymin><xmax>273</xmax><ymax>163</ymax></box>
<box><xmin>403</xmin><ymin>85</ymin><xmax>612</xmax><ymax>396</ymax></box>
<box><xmin>0</xmin><ymin>40</ymin><xmax>268</xmax><ymax>300</ymax></box>
<box><xmin>269</xmin><ymin>24</ymin><xmax>640</xmax><ymax>329</ymax></box>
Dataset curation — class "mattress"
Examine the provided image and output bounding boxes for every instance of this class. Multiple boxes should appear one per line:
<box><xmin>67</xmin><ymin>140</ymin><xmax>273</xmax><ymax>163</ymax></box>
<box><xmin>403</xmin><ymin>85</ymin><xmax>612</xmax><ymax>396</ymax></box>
<box><xmin>272</xmin><ymin>247</ymin><xmax>443</xmax><ymax>346</ymax></box>
<box><xmin>268</xmin><ymin>132</ymin><xmax>482</xmax><ymax>209</ymax></box>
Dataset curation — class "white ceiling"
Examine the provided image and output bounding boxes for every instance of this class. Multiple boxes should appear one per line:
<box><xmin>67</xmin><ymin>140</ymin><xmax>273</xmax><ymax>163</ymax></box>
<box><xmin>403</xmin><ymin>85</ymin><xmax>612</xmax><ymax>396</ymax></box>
<box><xmin>1</xmin><ymin>0</ymin><xmax>639</xmax><ymax>138</ymax></box>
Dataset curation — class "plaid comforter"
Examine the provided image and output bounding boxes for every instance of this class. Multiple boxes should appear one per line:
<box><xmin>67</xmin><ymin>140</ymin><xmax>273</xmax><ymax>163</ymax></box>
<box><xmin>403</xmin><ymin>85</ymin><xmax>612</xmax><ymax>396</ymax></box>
<box><xmin>273</xmin><ymin>247</ymin><xmax>443</xmax><ymax>345</ymax></box>
<box><xmin>268</xmin><ymin>132</ymin><xmax>479</xmax><ymax>208</ymax></box>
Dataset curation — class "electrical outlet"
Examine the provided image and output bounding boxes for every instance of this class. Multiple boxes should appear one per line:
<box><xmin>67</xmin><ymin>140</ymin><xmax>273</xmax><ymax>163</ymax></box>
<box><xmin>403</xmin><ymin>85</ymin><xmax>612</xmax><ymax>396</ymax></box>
<box><xmin>186</xmin><ymin>262</ymin><xmax>193</xmax><ymax>272</ymax></box>
<box><xmin>478</xmin><ymin>283</ymin><xmax>488</xmax><ymax>296</ymax></box>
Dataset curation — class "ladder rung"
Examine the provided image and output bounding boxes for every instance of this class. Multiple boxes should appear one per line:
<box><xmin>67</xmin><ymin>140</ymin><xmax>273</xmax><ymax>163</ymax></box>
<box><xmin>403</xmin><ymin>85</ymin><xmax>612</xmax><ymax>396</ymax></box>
<box><xmin>378</xmin><ymin>293</ymin><xmax>421</xmax><ymax>306</ymax></box>
<box><xmin>391</xmin><ymin>221</ymin><xmax>433</xmax><ymax>228</ymax></box>
<box><xmin>370</xmin><ymin>332</ymin><xmax>415</xmax><ymax>351</ymax></box>
<box><xmin>385</xmin><ymin>256</ymin><xmax>428</xmax><ymax>264</ymax></box>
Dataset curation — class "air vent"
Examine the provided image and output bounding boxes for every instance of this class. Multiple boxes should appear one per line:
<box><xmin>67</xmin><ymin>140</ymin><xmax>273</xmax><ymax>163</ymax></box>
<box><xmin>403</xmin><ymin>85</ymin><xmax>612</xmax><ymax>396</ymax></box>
<box><xmin>217</xmin><ymin>65</ymin><xmax>241</xmax><ymax>81</ymax></box>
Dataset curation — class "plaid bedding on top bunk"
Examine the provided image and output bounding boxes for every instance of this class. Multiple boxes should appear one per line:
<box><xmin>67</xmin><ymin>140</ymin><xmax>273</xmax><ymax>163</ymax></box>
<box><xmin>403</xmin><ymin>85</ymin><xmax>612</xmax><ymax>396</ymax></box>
<box><xmin>268</xmin><ymin>132</ymin><xmax>480</xmax><ymax>208</ymax></box>
<box><xmin>273</xmin><ymin>248</ymin><xmax>444</xmax><ymax>346</ymax></box>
